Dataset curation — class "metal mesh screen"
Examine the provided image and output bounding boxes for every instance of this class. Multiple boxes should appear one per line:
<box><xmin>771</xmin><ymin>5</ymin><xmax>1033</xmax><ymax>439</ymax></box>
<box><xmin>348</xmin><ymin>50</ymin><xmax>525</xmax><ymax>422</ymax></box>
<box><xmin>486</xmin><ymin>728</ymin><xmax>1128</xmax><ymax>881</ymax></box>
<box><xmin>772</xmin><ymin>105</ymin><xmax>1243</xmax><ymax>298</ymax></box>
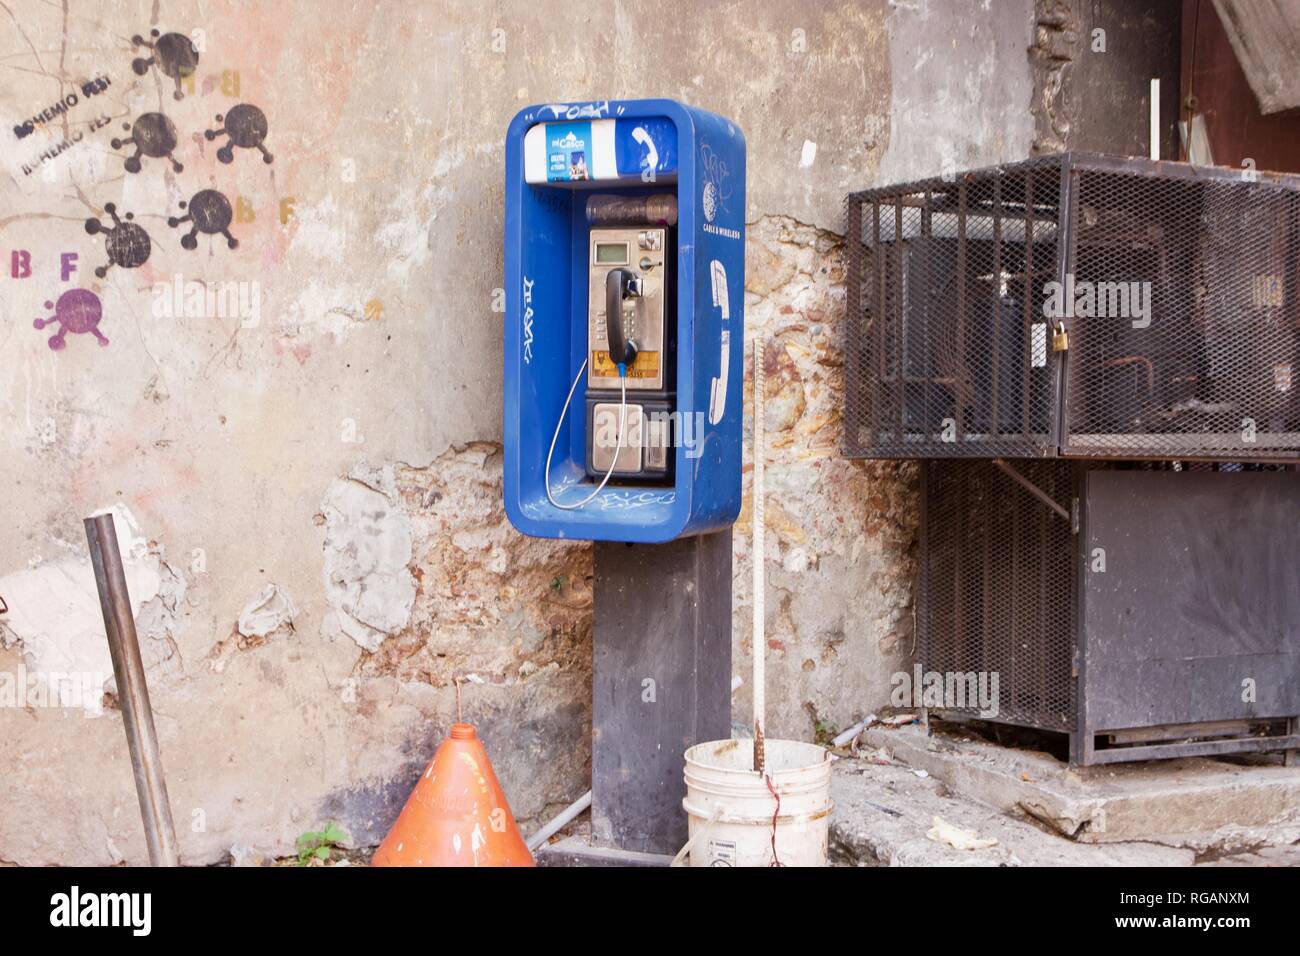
<box><xmin>918</xmin><ymin>459</ymin><xmax>1075</xmax><ymax>731</ymax></box>
<box><xmin>844</xmin><ymin>157</ymin><xmax>1064</xmax><ymax>457</ymax></box>
<box><xmin>1063</xmin><ymin>161</ymin><xmax>1300</xmax><ymax>459</ymax></box>
<box><xmin>845</xmin><ymin>154</ymin><xmax>1300</xmax><ymax>461</ymax></box>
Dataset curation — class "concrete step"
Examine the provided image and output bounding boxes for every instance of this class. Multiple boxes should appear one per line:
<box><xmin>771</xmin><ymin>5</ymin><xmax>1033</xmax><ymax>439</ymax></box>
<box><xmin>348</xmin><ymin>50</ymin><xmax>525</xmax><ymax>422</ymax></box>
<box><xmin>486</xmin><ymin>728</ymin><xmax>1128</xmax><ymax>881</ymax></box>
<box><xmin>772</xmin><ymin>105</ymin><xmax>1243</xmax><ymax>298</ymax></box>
<box><xmin>830</xmin><ymin>761</ymin><xmax>1195</xmax><ymax>866</ymax></box>
<box><xmin>855</xmin><ymin>723</ymin><xmax>1300</xmax><ymax>855</ymax></box>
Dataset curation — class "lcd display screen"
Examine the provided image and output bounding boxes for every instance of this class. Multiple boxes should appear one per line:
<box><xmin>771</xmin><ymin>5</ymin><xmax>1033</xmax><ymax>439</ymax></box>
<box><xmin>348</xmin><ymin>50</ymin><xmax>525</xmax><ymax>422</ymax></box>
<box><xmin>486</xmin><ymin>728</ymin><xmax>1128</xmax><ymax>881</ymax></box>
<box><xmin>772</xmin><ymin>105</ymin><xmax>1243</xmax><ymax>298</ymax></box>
<box><xmin>595</xmin><ymin>242</ymin><xmax>628</xmax><ymax>264</ymax></box>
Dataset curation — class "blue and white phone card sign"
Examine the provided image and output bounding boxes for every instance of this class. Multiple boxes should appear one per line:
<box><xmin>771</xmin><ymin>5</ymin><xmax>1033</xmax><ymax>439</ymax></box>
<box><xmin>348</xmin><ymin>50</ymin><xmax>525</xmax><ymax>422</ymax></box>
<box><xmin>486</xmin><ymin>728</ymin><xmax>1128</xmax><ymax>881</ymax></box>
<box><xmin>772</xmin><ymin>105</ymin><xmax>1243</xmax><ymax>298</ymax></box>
<box><xmin>546</xmin><ymin>122</ymin><xmax>592</xmax><ymax>182</ymax></box>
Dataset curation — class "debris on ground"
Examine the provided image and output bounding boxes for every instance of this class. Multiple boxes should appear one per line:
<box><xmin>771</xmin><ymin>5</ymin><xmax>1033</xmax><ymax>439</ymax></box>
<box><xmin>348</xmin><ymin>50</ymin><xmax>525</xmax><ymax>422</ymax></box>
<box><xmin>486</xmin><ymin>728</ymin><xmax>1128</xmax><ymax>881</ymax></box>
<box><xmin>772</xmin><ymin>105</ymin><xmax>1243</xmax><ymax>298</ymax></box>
<box><xmin>927</xmin><ymin>816</ymin><xmax>998</xmax><ymax>851</ymax></box>
<box><xmin>879</xmin><ymin>713</ymin><xmax>919</xmax><ymax>728</ymax></box>
<box><xmin>830</xmin><ymin>713</ymin><xmax>877</xmax><ymax>748</ymax></box>
<box><xmin>835</xmin><ymin>721</ymin><xmax>1300</xmax><ymax>865</ymax></box>
<box><xmin>830</xmin><ymin>761</ymin><xmax>1197</xmax><ymax>866</ymax></box>
<box><xmin>229</xmin><ymin>844</ymin><xmax>268</xmax><ymax>868</ymax></box>
<box><xmin>859</xmin><ymin>745</ymin><xmax>893</xmax><ymax>766</ymax></box>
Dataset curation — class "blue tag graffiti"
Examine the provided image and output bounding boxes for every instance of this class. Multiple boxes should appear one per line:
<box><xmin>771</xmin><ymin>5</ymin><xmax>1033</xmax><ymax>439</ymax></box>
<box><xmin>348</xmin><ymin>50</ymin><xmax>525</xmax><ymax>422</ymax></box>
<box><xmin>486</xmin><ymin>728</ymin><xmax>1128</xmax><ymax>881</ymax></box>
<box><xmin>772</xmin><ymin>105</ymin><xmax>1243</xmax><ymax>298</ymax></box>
<box><xmin>700</xmin><ymin>141</ymin><xmax>738</xmax><ymax>239</ymax></box>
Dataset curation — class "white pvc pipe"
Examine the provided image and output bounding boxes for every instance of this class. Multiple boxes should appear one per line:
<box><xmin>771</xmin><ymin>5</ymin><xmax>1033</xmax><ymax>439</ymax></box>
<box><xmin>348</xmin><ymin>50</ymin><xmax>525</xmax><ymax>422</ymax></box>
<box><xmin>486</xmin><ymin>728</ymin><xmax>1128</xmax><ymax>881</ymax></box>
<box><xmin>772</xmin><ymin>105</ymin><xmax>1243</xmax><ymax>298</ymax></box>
<box><xmin>831</xmin><ymin>714</ymin><xmax>877</xmax><ymax>749</ymax></box>
<box><xmin>752</xmin><ymin>339</ymin><xmax>766</xmax><ymax>771</ymax></box>
<box><xmin>526</xmin><ymin>789</ymin><xmax>593</xmax><ymax>851</ymax></box>
<box><xmin>1150</xmin><ymin>78</ymin><xmax>1160</xmax><ymax>161</ymax></box>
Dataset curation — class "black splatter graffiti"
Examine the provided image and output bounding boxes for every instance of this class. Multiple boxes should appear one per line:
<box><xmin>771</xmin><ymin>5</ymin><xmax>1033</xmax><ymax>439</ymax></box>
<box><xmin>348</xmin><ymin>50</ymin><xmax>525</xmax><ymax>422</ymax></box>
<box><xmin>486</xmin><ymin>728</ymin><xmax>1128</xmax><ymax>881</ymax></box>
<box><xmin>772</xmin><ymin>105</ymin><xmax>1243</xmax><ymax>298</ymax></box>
<box><xmin>205</xmin><ymin>104</ymin><xmax>273</xmax><ymax>164</ymax></box>
<box><xmin>112</xmin><ymin>112</ymin><xmax>183</xmax><ymax>173</ymax></box>
<box><xmin>132</xmin><ymin>29</ymin><xmax>199</xmax><ymax>100</ymax></box>
<box><xmin>34</xmin><ymin>289</ymin><xmax>108</xmax><ymax>350</ymax></box>
<box><xmin>169</xmin><ymin>189</ymin><xmax>238</xmax><ymax>249</ymax></box>
<box><xmin>85</xmin><ymin>203</ymin><xmax>152</xmax><ymax>278</ymax></box>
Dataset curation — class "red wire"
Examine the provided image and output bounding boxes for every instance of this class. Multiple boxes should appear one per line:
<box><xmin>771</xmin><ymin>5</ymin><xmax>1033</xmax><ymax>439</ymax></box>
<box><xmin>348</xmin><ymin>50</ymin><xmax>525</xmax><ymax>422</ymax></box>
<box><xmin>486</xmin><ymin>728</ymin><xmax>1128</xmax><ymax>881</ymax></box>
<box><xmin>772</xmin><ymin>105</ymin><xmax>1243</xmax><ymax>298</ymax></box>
<box><xmin>764</xmin><ymin>774</ymin><xmax>784</xmax><ymax>867</ymax></box>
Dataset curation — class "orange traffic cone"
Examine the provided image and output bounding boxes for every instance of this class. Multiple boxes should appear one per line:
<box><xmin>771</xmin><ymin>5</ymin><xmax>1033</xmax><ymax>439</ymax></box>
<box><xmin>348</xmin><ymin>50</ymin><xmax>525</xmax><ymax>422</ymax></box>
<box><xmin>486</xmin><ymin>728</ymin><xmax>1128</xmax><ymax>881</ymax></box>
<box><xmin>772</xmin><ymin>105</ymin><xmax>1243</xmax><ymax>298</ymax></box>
<box><xmin>372</xmin><ymin>723</ymin><xmax>535</xmax><ymax>867</ymax></box>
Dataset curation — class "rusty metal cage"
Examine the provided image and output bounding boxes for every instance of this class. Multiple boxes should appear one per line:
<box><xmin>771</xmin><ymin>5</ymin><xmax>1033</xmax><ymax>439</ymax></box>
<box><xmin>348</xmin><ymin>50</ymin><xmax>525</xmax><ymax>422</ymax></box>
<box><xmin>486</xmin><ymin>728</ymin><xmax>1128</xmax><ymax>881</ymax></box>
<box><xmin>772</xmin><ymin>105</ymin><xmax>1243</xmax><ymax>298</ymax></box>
<box><xmin>845</xmin><ymin>154</ymin><xmax>1300</xmax><ymax>461</ymax></box>
<box><xmin>918</xmin><ymin>458</ymin><xmax>1075</xmax><ymax>732</ymax></box>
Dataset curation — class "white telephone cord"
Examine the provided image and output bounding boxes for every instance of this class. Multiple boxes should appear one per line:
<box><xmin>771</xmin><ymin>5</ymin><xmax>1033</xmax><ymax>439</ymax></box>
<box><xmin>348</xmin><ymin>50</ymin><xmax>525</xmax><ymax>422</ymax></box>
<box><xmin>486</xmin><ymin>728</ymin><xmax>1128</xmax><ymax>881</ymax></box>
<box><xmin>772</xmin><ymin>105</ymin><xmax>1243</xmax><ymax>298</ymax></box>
<box><xmin>545</xmin><ymin>359</ymin><xmax>629</xmax><ymax>510</ymax></box>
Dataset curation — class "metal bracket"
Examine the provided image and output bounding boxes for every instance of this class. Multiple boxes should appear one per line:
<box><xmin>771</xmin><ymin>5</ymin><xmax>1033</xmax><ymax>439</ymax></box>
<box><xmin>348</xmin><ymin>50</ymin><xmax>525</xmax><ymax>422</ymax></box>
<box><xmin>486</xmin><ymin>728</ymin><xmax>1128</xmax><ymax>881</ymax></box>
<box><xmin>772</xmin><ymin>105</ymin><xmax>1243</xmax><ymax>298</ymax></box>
<box><xmin>991</xmin><ymin>459</ymin><xmax>1071</xmax><ymax>523</ymax></box>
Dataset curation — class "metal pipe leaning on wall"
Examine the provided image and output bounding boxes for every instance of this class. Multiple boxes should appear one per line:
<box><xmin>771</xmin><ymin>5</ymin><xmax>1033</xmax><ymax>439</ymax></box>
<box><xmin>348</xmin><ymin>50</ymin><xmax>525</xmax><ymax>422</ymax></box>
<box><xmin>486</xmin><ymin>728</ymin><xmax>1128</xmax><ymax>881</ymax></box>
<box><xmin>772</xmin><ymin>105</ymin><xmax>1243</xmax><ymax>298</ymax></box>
<box><xmin>84</xmin><ymin>513</ymin><xmax>180</xmax><ymax>867</ymax></box>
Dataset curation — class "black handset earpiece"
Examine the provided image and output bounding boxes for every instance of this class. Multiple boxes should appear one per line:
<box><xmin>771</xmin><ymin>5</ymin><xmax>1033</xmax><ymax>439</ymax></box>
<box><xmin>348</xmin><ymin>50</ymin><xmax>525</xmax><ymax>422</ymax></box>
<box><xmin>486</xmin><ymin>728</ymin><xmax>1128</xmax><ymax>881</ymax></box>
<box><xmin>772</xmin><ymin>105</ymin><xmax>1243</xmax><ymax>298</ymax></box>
<box><xmin>605</xmin><ymin>267</ymin><xmax>640</xmax><ymax>367</ymax></box>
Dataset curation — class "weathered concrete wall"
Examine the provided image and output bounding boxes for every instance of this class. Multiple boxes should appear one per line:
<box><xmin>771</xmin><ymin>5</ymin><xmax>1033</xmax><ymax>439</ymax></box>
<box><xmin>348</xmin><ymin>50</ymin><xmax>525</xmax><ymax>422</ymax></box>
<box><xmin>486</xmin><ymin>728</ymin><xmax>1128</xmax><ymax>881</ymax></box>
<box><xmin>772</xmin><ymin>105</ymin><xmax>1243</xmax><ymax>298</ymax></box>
<box><xmin>0</xmin><ymin>0</ymin><xmax>1035</xmax><ymax>864</ymax></box>
<box><xmin>1029</xmin><ymin>0</ymin><xmax>1180</xmax><ymax>157</ymax></box>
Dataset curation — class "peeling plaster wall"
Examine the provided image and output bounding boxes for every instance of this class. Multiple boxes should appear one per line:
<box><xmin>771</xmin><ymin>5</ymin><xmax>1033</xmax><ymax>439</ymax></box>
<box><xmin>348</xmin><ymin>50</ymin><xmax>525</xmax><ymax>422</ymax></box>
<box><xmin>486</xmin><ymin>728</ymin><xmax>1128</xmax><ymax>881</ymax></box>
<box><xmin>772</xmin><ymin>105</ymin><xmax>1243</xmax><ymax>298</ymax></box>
<box><xmin>0</xmin><ymin>0</ymin><xmax>1035</xmax><ymax>864</ymax></box>
<box><xmin>320</xmin><ymin>467</ymin><xmax>417</xmax><ymax>653</ymax></box>
<box><xmin>738</xmin><ymin>218</ymin><xmax>918</xmax><ymax>740</ymax></box>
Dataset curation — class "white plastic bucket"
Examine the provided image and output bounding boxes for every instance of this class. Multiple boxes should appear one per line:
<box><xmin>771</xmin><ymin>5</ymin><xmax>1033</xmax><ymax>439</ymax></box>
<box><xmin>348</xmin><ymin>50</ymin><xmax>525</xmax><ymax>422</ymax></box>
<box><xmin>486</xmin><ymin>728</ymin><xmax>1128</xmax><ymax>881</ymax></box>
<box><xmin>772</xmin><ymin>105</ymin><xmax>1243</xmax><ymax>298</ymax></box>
<box><xmin>677</xmin><ymin>738</ymin><xmax>833</xmax><ymax>867</ymax></box>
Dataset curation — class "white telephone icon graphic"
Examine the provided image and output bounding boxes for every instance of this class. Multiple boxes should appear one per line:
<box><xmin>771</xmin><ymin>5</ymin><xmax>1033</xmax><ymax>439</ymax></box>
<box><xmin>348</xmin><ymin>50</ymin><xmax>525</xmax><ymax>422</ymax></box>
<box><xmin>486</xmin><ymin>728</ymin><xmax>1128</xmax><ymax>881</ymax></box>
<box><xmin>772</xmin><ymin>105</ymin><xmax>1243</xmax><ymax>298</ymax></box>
<box><xmin>632</xmin><ymin>126</ymin><xmax>659</xmax><ymax>179</ymax></box>
<box><xmin>709</xmin><ymin>260</ymin><xmax>730</xmax><ymax>425</ymax></box>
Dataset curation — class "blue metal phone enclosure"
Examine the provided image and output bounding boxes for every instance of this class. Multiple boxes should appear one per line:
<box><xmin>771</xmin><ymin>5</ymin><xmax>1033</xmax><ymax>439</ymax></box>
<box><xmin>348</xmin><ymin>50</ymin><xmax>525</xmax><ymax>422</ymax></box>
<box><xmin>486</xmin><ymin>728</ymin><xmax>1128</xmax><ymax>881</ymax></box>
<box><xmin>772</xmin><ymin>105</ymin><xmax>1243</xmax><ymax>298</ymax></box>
<box><xmin>504</xmin><ymin>99</ymin><xmax>746</xmax><ymax>543</ymax></box>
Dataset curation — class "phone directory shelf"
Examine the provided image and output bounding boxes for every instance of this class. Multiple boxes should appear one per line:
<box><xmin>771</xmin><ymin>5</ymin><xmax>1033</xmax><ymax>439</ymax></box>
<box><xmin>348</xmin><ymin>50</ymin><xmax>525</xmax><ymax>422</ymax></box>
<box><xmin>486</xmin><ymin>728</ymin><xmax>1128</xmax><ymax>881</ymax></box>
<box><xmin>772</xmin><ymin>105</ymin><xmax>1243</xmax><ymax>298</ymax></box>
<box><xmin>504</xmin><ymin>99</ymin><xmax>746</xmax><ymax>543</ymax></box>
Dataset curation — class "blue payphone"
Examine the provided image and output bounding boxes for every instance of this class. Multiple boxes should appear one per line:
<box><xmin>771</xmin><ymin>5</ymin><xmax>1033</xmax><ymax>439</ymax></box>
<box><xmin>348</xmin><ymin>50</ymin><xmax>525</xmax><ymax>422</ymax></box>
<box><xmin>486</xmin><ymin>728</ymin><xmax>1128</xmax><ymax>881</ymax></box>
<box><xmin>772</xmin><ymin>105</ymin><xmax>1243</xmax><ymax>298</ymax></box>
<box><xmin>503</xmin><ymin>100</ymin><xmax>745</xmax><ymax>543</ymax></box>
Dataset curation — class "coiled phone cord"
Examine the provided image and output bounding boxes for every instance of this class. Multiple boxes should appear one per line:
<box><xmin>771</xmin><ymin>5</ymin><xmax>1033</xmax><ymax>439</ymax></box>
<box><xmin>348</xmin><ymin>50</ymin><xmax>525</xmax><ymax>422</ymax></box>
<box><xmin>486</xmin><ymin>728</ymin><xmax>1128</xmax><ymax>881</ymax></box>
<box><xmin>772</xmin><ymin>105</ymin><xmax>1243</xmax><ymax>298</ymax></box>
<box><xmin>545</xmin><ymin>360</ymin><xmax>628</xmax><ymax>510</ymax></box>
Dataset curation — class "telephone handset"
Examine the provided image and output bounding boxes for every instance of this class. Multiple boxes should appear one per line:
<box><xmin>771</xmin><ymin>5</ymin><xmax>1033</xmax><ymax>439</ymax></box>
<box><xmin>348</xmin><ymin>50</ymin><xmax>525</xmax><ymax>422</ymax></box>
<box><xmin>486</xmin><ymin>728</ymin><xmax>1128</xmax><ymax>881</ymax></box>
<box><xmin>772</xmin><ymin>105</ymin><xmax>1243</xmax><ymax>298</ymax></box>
<box><xmin>604</xmin><ymin>268</ymin><xmax>640</xmax><ymax>367</ymax></box>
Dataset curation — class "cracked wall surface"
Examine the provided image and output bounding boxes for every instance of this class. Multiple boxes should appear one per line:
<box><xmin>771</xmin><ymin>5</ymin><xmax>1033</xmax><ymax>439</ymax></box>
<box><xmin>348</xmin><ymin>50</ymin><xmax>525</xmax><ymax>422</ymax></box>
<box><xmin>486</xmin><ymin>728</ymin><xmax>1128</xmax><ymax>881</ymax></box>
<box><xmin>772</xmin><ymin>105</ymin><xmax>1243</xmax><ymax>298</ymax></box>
<box><xmin>0</xmin><ymin>0</ymin><xmax>1036</xmax><ymax>863</ymax></box>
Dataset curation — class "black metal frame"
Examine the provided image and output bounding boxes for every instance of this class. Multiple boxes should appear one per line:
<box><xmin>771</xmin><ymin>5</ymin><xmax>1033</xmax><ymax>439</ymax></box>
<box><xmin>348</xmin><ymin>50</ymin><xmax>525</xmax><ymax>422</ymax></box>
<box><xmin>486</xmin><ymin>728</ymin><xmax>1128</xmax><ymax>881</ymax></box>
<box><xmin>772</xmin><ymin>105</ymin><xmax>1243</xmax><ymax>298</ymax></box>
<box><xmin>845</xmin><ymin>156</ymin><xmax>1067</xmax><ymax>458</ymax></box>
<box><xmin>856</xmin><ymin>155</ymin><xmax>1300</xmax><ymax>766</ymax></box>
<box><xmin>917</xmin><ymin>458</ymin><xmax>1075</xmax><ymax>734</ymax></box>
<box><xmin>918</xmin><ymin>459</ymin><xmax>1300</xmax><ymax>766</ymax></box>
<box><xmin>845</xmin><ymin>153</ymin><xmax>1300</xmax><ymax>464</ymax></box>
